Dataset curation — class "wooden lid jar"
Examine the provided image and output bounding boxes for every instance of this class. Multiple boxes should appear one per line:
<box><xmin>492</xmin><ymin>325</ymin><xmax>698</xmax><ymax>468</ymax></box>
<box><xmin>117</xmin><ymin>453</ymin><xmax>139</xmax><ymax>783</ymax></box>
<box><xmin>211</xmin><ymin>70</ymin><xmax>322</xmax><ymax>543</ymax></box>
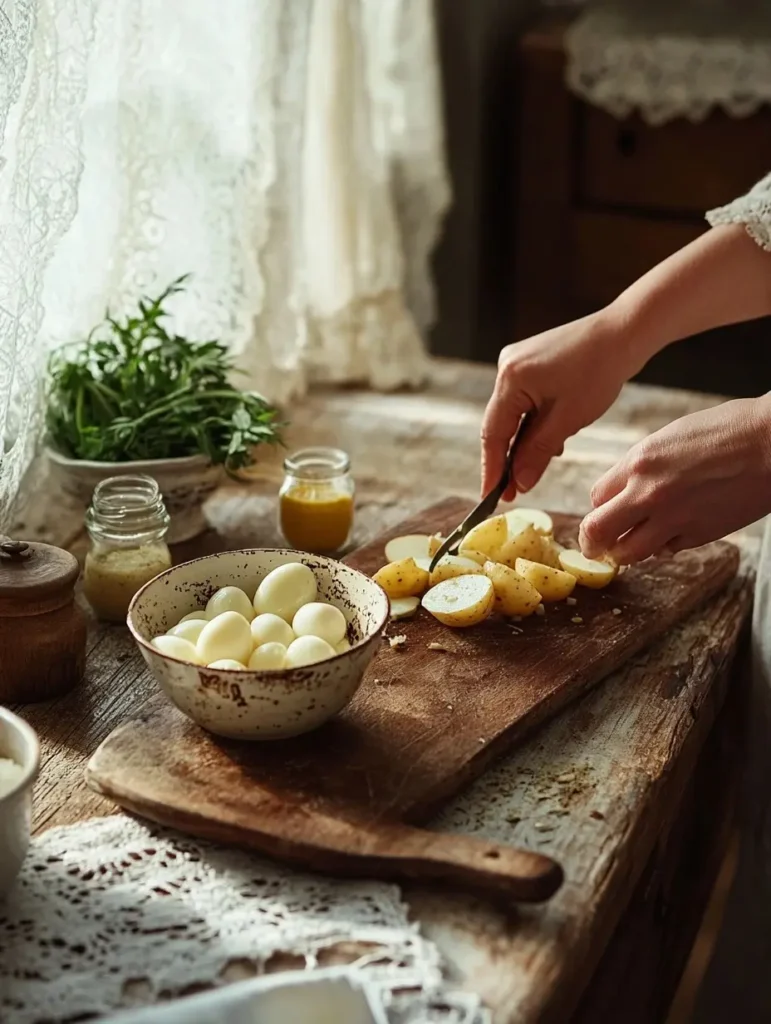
<box><xmin>0</xmin><ymin>539</ymin><xmax>87</xmax><ymax>703</ymax></box>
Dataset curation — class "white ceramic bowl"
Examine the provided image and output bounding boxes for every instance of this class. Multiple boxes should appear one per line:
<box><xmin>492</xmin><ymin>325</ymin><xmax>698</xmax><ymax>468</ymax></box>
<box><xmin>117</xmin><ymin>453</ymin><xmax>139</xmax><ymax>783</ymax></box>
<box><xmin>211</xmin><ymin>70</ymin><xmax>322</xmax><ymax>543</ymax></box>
<box><xmin>0</xmin><ymin>707</ymin><xmax>40</xmax><ymax>897</ymax></box>
<box><xmin>128</xmin><ymin>549</ymin><xmax>390</xmax><ymax>740</ymax></box>
<box><xmin>46</xmin><ymin>449</ymin><xmax>224</xmax><ymax>544</ymax></box>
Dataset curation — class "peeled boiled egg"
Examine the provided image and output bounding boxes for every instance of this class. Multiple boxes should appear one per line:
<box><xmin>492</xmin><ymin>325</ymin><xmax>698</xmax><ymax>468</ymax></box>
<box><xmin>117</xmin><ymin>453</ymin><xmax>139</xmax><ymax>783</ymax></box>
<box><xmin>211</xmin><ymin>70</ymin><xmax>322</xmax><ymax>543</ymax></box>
<box><xmin>179</xmin><ymin>610</ymin><xmax>207</xmax><ymax>623</ymax></box>
<box><xmin>285</xmin><ymin>635</ymin><xmax>337</xmax><ymax>668</ymax></box>
<box><xmin>206</xmin><ymin>586</ymin><xmax>255</xmax><ymax>622</ymax></box>
<box><xmin>168</xmin><ymin>618</ymin><xmax>208</xmax><ymax>644</ymax></box>
<box><xmin>335</xmin><ymin>638</ymin><xmax>351</xmax><ymax>654</ymax></box>
<box><xmin>254</xmin><ymin>563</ymin><xmax>317</xmax><ymax>623</ymax></box>
<box><xmin>292</xmin><ymin>602</ymin><xmax>347</xmax><ymax>647</ymax></box>
<box><xmin>196</xmin><ymin>611</ymin><xmax>253</xmax><ymax>666</ymax></box>
<box><xmin>250</xmin><ymin>613</ymin><xmax>295</xmax><ymax>649</ymax></box>
<box><xmin>247</xmin><ymin>642</ymin><xmax>287</xmax><ymax>670</ymax></box>
<box><xmin>208</xmin><ymin>659</ymin><xmax>247</xmax><ymax>670</ymax></box>
<box><xmin>151</xmin><ymin>635</ymin><xmax>203</xmax><ymax>664</ymax></box>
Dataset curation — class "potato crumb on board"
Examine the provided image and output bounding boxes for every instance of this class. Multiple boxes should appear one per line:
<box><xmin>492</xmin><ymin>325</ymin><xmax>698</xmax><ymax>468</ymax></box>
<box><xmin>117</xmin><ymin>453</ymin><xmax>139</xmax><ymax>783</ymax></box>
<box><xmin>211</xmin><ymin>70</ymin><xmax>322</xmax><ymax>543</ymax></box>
<box><xmin>612</xmin><ymin>607</ymin><xmax>623</xmax><ymax>616</ymax></box>
<box><xmin>389</xmin><ymin>634</ymin><xmax>407</xmax><ymax>648</ymax></box>
<box><xmin>535</xmin><ymin>604</ymin><xmax>545</xmax><ymax>617</ymax></box>
<box><xmin>428</xmin><ymin>641</ymin><xmax>456</xmax><ymax>653</ymax></box>
<box><xmin>566</xmin><ymin>596</ymin><xmax>577</xmax><ymax>606</ymax></box>
<box><xmin>571</xmin><ymin>616</ymin><xmax>583</xmax><ymax>624</ymax></box>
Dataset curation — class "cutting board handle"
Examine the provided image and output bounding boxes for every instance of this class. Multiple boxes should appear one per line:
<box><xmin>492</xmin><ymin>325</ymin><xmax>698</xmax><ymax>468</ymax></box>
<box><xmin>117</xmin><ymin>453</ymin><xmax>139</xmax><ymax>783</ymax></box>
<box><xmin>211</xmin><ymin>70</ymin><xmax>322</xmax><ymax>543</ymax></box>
<box><xmin>357</xmin><ymin>823</ymin><xmax>562</xmax><ymax>902</ymax></box>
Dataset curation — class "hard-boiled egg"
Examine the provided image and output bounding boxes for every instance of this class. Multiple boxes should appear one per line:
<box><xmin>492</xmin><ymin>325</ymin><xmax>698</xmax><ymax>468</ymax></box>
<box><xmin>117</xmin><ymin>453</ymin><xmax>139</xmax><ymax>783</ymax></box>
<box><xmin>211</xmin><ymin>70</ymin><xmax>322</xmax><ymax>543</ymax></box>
<box><xmin>254</xmin><ymin>562</ymin><xmax>317</xmax><ymax>623</ymax></box>
<box><xmin>285</xmin><ymin>635</ymin><xmax>337</xmax><ymax>668</ymax></box>
<box><xmin>250</xmin><ymin>612</ymin><xmax>295</xmax><ymax>649</ymax></box>
<box><xmin>151</xmin><ymin>635</ymin><xmax>203</xmax><ymax>664</ymax></box>
<box><xmin>292</xmin><ymin>602</ymin><xmax>347</xmax><ymax>647</ymax></box>
<box><xmin>179</xmin><ymin>610</ymin><xmax>207</xmax><ymax>623</ymax></box>
<box><xmin>196</xmin><ymin>610</ymin><xmax>253</xmax><ymax>666</ymax></box>
<box><xmin>335</xmin><ymin>638</ymin><xmax>351</xmax><ymax>654</ymax></box>
<box><xmin>247</xmin><ymin>642</ymin><xmax>287</xmax><ymax>670</ymax></box>
<box><xmin>206</xmin><ymin>586</ymin><xmax>254</xmax><ymax>622</ymax></box>
<box><xmin>207</xmin><ymin>659</ymin><xmax>247</xmax><ymax>670</ymax></box>
<box><xmin>168</xmin><ymin>618</ymin><xmax>208</xmax><ymax>644</ymax></box>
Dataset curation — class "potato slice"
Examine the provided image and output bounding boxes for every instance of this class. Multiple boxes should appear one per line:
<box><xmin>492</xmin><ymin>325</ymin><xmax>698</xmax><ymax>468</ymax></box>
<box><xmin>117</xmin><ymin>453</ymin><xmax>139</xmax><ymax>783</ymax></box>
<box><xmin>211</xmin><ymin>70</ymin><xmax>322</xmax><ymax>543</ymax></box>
<box><xmin>559</xmin><ymin>549</ymin><xmax>617</xmax><ymax>589</ymax></box>
<box><xmin>506</xmin><ymin>508</ymin><xmax>553</xmax><ymax>535</ymax></box>
<box><xmin>390</xmin><ymin>596</ymin><xmax>420</xmax><ymax>620</ymax></box>
<box><xmin>461</xmin><ymin>514</ymin><xmax>508</xmax><ymax>559</ymax></box>
<box><xmin>456</xmin><ymin>547</ymin><xmax>488</xmax><ymax>567</ymax></box>
<box><xmin>429</xmin><ymin>554</ymin><xmax>484</xmax><ymax>587</ymax></box>
<box><xmin>414</xmin><ymin>557</ymin><xmax>433</xmax><ymax>573</ymax></box>
<box><xmin>422</xmin><ymin>575</ymin><xmax>495</xmax><ymax>628</ymax></box>
<box><xmin>384</xmin><ymin>534</ymin><xmax>431</xmax><ymax>563</ymax></box>
<box><xmin>497</xmin><ymin>521</ymin><xmax>543</xmax><ymax>568</ymax></box>
<box><xmin>483</xmin><ymin>561</ymin><xmax>542</xmax><ymax>617</ymax></box>
<box><xmin>373</xmin><ymin>557</ymin><xmax>429</xmax><ymax>599</ymax></box>
<box><xmin>515</xmin><ymin>558</ymin><xmax>577</xmax><ymax>602</ymax></box>
<box><xmin>536</xmin><ymin>537</ymin><xmax>564</xmax><ymax>570</ymax></box>
<box><xmin>428</xmin><ymin>533</ymin><xmax>445</xmax><ymax>557</ymax></box>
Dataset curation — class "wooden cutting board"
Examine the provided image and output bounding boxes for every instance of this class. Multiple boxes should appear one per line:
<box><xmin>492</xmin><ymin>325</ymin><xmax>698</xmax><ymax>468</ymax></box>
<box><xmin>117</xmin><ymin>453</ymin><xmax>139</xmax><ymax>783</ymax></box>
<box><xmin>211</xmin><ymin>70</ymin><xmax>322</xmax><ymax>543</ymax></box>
<box><xmin>87</xmin><ymin>498</ymin><xmax>739</xmax><ymax>902</ymax></box>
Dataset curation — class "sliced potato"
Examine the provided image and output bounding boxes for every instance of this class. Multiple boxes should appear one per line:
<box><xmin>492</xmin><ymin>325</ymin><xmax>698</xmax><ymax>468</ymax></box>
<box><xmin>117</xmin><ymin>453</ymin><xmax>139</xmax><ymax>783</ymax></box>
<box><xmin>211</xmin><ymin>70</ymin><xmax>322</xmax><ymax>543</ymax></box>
<box><xmin>428</xmin><ymin>533</ymin><xmax>445</xmax><ymax>557</ymax></box>
<box><xmin>414</xmin><ymin>557</ymin><xmax>433</xmax><ymax>573</ymax></box>
<box><xmin>456</xmin><ymin>547</ymin><xmax>489</xmax><ymax>567</ymax></box>
<box><xmin>536</xmin><ymin>537</ymin><xmax>564</xmax><ymax>570</ymax></box>
<box><xmin>483</xmin><ymin>561</ymin><xmax>542</xmax><ymax>618</ymax></box>
<box><xmin>422</xmin><ymin>574</ymin><xmax>495</xmax><ymax>628</ymax></box>
<box><xmin>461</xmin><ymin>514</ymin><xmax>508</xmax><ymax>559</ymax></box>
<box><xmin>497</xmin><ymin>521</ymin><xmax>543</xmax><ymax>568</ymax></box>
<box><xmin>384</xmin><ymin>534</ymin><xmax>431</xmax><ymax>563</ymax></box>
<box><xmin>429</xmin><ymin>554</ymin><xmax>484</xmax><ymax>588</ymax></box>
<box><xmin>506</xmin><ymin>508</ymin><xmax>553</xmax><ymax>535</ymax></box>
<box><xmin>559</xmin><ymin>549</ymin><xmax>617</xmax><ymax>589</ymax></box>
<box><xmin>373</xmin><ymin>557</ymin><xmax>429</xmax><ymax>599</ymax></box>
<box><xmin>515</xmin><ymin>558</ymin><xmax>577</xmax><ymax>602</ymax></box>
<box><xmin>390</xmin><ymin>596</ymin><xmax>420</xmax><ymax>620</ymax></box>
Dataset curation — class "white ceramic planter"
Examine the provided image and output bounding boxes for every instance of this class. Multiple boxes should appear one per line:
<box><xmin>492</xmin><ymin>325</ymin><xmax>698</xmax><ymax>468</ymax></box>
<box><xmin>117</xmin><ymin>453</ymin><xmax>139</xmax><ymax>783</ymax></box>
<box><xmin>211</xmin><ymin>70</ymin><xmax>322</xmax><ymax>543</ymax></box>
<box><xmin>46</xmin><ymin>449</ymin><xmax>225</xmax><ymax>544</ymax></box>
<box><xmin>128</xmin><ymin>549</ymin><xmax>390</xmax><ymax>740</ymax></box>
<box><xmin>0</xmin><ymin>708</ymin><xmax>40</xmax><ymax>898</ymax></box>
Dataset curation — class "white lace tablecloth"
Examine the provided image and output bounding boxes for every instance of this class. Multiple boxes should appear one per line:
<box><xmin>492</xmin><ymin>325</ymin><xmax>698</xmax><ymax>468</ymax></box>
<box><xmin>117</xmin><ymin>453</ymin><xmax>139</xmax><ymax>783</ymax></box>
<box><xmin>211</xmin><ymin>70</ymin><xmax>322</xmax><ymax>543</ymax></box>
<box><xmin>0</xmin><ymin>816</ymin><xmax>488</xmax><ymax>1024</ymax></box>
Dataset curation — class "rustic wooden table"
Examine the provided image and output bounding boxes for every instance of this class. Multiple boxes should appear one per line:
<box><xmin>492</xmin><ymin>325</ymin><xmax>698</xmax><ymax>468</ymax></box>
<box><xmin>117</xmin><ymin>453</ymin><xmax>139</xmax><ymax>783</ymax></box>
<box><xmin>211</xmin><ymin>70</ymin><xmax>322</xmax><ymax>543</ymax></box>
<box><xmin>9</xmin><ymin>359</ymin><xmax>758</xmax><ymax>1024</ymax></box>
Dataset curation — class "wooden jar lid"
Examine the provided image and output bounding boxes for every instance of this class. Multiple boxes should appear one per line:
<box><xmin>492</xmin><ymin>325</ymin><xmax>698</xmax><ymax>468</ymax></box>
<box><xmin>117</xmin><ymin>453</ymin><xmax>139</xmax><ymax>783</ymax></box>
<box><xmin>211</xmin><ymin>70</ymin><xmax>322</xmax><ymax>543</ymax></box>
<box><xmin>0</xmin><ymin>539</ymin><xmax>80</xmax><ymax>612</ymax></box>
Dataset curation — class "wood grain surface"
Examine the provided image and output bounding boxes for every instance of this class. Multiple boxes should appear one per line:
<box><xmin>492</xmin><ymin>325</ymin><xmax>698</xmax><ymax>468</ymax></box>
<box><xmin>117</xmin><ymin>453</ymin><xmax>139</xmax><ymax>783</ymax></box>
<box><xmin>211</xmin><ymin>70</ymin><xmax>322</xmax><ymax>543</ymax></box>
<box><xmin>87</xmin><ymin>499</ymin><xmax>739</xmax><ymax>903</ymax></box>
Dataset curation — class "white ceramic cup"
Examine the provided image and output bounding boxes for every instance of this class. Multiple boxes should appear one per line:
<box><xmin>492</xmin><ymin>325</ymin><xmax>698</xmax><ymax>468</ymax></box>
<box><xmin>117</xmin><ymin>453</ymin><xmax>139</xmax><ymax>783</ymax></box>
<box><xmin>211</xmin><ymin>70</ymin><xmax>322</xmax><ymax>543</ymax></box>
<box><xmin>0</xmin><ymin>707</ymin><xmax>40</xmax><ymax>897</ymax></box>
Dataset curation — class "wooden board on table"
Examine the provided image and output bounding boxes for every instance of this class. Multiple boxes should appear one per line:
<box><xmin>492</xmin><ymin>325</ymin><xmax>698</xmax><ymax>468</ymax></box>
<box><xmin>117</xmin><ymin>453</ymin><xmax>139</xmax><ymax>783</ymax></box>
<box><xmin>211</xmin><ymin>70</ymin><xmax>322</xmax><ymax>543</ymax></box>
<box><xmin>87</xmin><ymin>497</ymin><xmax>739</xmax><ymax>902</ymax></box>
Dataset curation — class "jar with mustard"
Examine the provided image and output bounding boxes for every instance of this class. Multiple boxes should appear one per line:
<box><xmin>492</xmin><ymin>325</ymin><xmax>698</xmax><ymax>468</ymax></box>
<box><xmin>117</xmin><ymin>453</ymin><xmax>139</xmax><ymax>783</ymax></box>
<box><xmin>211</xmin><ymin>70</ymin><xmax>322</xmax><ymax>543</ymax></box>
<box><xmin>83</xmin><ymin>475</ymin><xmax>172</xmax><ymax>622</ymax></box>
<box><xmin>279</xmin><ymin>447</ymin><xmax>354</xmax><ymax>554</ymax></box>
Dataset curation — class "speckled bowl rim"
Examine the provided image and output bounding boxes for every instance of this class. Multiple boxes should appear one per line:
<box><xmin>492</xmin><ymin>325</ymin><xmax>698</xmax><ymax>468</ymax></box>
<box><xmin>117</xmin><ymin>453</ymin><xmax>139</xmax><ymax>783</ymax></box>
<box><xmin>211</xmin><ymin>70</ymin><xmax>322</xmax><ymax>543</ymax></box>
<box><xmin>46</xmin><ymin>447</ymin><xmax>214</xmax><ymax>471</ymax></box>
<box><xmin>127</xmin><ymin>548</ymin><xmax>390</xmax><ymax>679</ymax></box>
<box><xmin>0</xmin><ymin>707</ymin><xmax>41</xmax><ymax>806</ymax></box>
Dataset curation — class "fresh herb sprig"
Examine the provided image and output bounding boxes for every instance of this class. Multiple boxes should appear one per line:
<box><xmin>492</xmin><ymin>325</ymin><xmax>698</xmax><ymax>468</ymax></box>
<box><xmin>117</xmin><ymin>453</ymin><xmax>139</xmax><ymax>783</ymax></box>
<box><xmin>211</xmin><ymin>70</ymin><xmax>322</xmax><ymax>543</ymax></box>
<box><xmin>45</xmin><ymin>276</ymin><xmax>283</xmax><ymax>470</ymax></box>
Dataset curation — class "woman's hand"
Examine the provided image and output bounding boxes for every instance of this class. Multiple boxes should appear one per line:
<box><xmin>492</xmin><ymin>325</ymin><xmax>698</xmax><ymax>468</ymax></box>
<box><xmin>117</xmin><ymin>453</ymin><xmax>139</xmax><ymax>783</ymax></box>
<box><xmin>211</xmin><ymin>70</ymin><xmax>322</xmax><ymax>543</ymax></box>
<box><xmin>480</xmin><ymin>309</ymin><xmax>641</xmax><ymax>499</ymax></box>
<box><xmin>580</xmin><ymin>396</ymin><xmax>771</xmax><ymax>563</ymax></box>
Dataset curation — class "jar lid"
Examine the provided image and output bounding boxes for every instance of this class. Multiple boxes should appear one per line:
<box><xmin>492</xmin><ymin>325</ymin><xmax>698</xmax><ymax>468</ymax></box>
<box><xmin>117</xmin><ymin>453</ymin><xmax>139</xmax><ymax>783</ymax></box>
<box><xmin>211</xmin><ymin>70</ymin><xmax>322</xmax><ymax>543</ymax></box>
<box><xmin>0</xmin><ymin>539</ymin><xmax>80</xmax><ymax>605</ymax></box>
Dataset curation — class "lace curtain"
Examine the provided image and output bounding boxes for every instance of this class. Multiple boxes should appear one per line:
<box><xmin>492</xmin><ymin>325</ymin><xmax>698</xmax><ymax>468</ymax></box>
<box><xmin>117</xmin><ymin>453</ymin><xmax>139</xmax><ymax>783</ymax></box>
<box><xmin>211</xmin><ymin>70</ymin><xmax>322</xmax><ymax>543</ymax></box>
<box><xmin>0</xmin><ymin>0</ymin><xmax>450</xmax><ymax>528</ymax></box>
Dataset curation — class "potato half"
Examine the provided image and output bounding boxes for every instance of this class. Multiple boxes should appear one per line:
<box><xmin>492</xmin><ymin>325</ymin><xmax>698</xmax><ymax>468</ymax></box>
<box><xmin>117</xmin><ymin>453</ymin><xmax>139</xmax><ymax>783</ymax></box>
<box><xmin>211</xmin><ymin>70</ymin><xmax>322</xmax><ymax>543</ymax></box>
<box><xmin>461</xmin><ymin>514</ymin><xmax>508</xmax><ymax>559</ymax></box>
<box><xmin>384</xmin><ymin>534</ymin><xmax>431</xmax><ymax>563</ymax></box>
<box><xmin>429</xmin><ymin>554</ymin><xmax>484</xmax><ymax>587</ymax></box>
<box><xmin>373</xmin><ymin>557</ymin><xmax>429</xmax><ymax>599</ymax></box>
<box><xmin>497</xmin><ymin>521</ymin><xmax>543</xmax><ymax>568</ymax></box>
<box><xmin>515</xmin><ymin>558</ymin><xmax>577</xmax><ymax>602</ymax></box>
<box><xmin>428</xmin><ymin>533</ymin><xmax>445</xmax><ymax>557</ymax></box>
<box><xmin>455</xmin><ymin>547</ymin><xmax>489</xmax><ymax>567</ymax></box>
<box><xmin>559</xmin><ymin>549</ymin><xmax>617</xmax><ymax>589</ymax></box>
<box><xmin>483</xmin><ymin>561</ymin><xmax>542</xmax><ymax>618</ymax></box>
<box><xmin>390</xmin><ymin>596</ymin><xmax>420</xmax><ymax>620</ymax></box>
<box><xmin>422</xmin><ymin>574</ymin><xmax>495</xmax><ymax>628</ymax></box>
<box><xmin>536</xmin><ymin>537</ymin><xmax>564</xmax><ymax>570</ymax></box>
<box><xmin>506</xmin><ymin>508</ymin><xmax>554</xmax><ymax>536</ymax></box>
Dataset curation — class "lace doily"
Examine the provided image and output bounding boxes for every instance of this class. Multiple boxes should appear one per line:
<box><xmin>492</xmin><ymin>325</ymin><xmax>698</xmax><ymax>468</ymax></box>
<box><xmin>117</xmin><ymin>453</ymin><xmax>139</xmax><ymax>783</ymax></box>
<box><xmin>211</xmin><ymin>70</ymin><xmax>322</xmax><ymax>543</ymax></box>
<box><xmin>707</xmin><ymin>172</ymin><xmax>771</xmax><ymax>252</ymax></box>
<box><xmin>0</xmin><ymin>815</ymin><xmax>488</xmax><ymax>1024</ymax></box>
<box><xmin>566</xmin><ymin>4</ymin><xmax>771</xmax><ymax>125</ymax></box>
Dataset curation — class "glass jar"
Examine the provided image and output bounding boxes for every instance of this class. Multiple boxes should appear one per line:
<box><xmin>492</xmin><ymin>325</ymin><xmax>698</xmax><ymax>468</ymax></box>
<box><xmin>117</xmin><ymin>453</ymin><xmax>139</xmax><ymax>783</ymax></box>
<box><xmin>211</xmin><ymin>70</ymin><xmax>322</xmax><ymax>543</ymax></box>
<box><xmin>83</xmin><ymin>475</ymin><xmax>172</xmax><ymax>622</ymax></box>
<box><xmin>279</xmin><ymin>447</ymin><xmax>355</xmax><ymax>554</ymax></box>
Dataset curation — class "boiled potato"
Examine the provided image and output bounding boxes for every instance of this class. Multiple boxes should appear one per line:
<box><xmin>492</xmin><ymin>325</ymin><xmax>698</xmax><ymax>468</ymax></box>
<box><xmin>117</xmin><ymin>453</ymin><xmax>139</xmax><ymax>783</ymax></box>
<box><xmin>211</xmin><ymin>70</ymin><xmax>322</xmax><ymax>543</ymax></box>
<box><xmin>197</xmin><ymin>611</ymin><xmax>254</xmax><ymax>665</ymax></box>
<box><xmin>559</xmin><ymin>549</ymin><xmax>617</xmax><ymax>589</ymax></box>
<box><xmin>515</xmin><ymin>558</ymin><xmax>577</xmax><ymax>602</ymax></box>
<box><xmin>461</xmin><ymin>514</ymin><xmax>508</xmax><ymax>559</ymax></box>
<box><xmin>151</xmin><ymin>635</ymin><xmax>203</xmax><ymax>664</ymax></box>
<box><xmin>389</xmin><ymin>596</ymin><xmax>420</xmax><ymax>620</ymax></box>
<box><xmin>250</xmin><ymin>612</ymin><xmax>295</xmax><ymax>649</ymax></box>
<box><xmin>455</xmin><ymin>547</ymin><xmax>489</xmax><ymax>567</ymax></box>
<box><xmin>168</xmin><ymin>618</ymin><xmax>208</xmax><ymax>644</ymax></box>
<box><xmin>248</xmin><ymin>642</ymin><xmax>288</xmax><ymax>670</ymax></box>
<box><xmin>384</xmin><ymin>534</ymin><xmax>431</xmax><ymax>563</ymax></box>
<box><xmin>536</xmin><ymin>537</ymin><xmax>564</xmax><ymax>570</ymax></box>
<box><xmin>497</xmin><ymin>521</ymin><xmax>543</xmax><ymax>568</ymax></box>
<box><xmin>505</xmin><ymin>508</ymin><xmax>553</xmax><ymax>536</ymax></box>
<box><xmin>373</xmin><ymin>557</ymin><xmax>429</xmax><ymax>599</ymax></box>
<box><xmin>422</xmin><ymin>574</ymin><xmax>495</xmax><ymax>628</ymax></box>
<box><xmin>285</xmin><ymin>635</ymin><xmax>337</xmax><ymax>668</ymax></box>
<box><xmin>428</xmin><ymin>554</ymin><xmax>484</xmax><ymax>587</ymax></box>
<box><xmin>254</xmin><ymin>562</ymin><xmax>318</xmax><ymax>622</ymax></box>
<box><xmin>206</xmin><ymin>586</ymin><xmax>255</xmax><ymax>622</ymax></box>
<box><xmin>483</xmin><ymin>561</ymin><xmax>542</xmax><ymax>618</ymax></box>
<box><xmin>292</xmin><ymin>602</ymin><xmax>347</xmax><ymax>646</ymax></box>
<box><xmin>428</xmin><ymin>533</ymin><xmax>445</xmax><ymax>557</ymax></box>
